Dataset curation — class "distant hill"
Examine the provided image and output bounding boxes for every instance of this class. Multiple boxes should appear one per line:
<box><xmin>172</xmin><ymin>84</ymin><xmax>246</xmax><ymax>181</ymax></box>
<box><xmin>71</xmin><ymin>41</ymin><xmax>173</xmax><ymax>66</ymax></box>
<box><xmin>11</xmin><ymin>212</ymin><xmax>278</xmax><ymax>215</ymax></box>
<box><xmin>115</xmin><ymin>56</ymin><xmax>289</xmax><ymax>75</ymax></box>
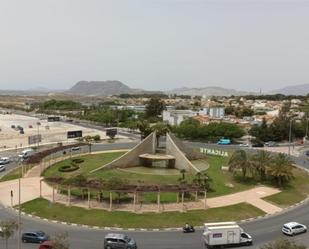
<box><xmin>165</xmin><ymin>86</ymin><xmax>255</xmax><ymax>97</ymax></box>
<box><xmin>270</xmin><ymin>84</ymin><xmax>309</xmax><ymax>96</ymax></box>
<box><xmin>66</xmin><ymin>80</ymin><xmax>138</xmax><ymax>96</ymax></box>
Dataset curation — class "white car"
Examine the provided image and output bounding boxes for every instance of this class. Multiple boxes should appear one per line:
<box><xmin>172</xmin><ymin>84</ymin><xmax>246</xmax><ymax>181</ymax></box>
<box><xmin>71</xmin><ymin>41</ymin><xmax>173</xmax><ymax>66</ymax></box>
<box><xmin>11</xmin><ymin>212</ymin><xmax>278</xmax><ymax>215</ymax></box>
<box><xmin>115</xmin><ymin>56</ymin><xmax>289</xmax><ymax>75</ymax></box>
<box><xmin>239</xmin><ymin>143</ymin><xmax>249</xmax><ymax>147</ymax></box>
<box><xmin>0</xmin><ymin>164</ymin><xmax>6</xmax><ymax>172</ymax></box>
<box><xmin>70</xmin><ymin>147</ymin><xmax>81</xmax><ymax>151</ymax></box>
<box><xmin>282</xmin><ymin>222</ymin><xmax>307</xmax><ymax>236</ymax></box>
<box><xmin>0</xmin><ymin>157</ymin><xmax>10</xmax><ymax>164</ymax></box>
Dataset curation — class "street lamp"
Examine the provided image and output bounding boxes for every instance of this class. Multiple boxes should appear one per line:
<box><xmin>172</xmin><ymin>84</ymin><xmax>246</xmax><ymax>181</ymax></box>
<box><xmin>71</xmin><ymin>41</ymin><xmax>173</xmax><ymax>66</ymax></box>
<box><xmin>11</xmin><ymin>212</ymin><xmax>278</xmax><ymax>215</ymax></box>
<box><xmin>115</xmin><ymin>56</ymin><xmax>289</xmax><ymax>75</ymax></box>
<box><xmin>288</xmin><ymin>119</ymin><xmax>293</xmax><ymax>156</ymax></box>
<box><xmin>17</xmin><ymin>162</ymin><xmax>22</xmax><ymax>249</ymax></box>
<box><xmin>37</xmin><ymin>121</ymin><xmax>41</xmax><ymax>148</ymax></box>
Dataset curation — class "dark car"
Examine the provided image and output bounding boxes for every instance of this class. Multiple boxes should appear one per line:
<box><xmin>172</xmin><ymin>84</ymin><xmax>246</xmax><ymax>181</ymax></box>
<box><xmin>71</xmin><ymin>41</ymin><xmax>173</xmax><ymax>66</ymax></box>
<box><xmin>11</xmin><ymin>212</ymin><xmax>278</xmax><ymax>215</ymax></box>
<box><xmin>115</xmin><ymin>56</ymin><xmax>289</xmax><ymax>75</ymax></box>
<box><xmin>22</xmin><ymin>231</ymin><xmax>49</xmax><ymax>243</ymax></box>
<box><xmin>305</xmin><ymin>151</ymin><xmax>309</xmax><ymax>156</ymax></box>
<box><xmin>252</xmin><ymin>143</ymin><xmax>264</xmax><ymax>147</ymax></box>
<box><xmin>104</xmin><ymin>233</ymin><xmax>137</xmax><ymax>249</ymax></box>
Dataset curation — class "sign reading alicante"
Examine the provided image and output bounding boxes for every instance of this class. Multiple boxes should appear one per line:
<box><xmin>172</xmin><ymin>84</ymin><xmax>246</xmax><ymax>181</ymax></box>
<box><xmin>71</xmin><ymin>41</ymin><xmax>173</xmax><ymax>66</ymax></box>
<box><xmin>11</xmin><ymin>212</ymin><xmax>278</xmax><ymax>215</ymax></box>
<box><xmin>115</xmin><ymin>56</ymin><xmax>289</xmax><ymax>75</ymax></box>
<box><xmin>200</xmin><ymin>148</ymin><xmax>229</xmax><ymax>157</ymax></box>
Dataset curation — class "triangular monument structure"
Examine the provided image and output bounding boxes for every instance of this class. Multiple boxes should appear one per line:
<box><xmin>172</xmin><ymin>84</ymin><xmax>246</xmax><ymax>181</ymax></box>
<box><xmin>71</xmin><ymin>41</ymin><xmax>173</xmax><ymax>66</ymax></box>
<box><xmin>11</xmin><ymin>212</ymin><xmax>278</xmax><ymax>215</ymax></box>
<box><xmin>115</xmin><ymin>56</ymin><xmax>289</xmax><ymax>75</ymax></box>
<box><xmin>91</xmin><ymin>132</ymin><xmax>201</xmax><ymax>173</ymax></box>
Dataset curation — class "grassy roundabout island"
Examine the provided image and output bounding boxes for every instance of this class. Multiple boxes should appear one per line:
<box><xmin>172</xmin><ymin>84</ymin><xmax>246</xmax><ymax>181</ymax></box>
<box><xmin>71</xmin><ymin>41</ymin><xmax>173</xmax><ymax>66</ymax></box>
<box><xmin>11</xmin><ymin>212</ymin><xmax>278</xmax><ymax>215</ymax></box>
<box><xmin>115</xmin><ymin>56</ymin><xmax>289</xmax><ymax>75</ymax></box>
<box><xmin>16</xmin><ymin>136</ymin><xmax>309</xmax><ymax>228</ymax></box>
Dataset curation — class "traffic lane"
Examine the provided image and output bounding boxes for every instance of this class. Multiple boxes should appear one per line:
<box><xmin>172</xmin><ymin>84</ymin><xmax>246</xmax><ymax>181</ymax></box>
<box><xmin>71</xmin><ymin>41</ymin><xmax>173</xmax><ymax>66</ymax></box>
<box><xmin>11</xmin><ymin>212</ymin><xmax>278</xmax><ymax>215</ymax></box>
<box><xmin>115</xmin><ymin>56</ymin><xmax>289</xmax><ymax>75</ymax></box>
<box><xmin>243</xmin><ymin>202</ymin><xmax>309</xmax><ymax>248</ymax></box>
<box><xmin>0</xmin><ymin>161</ymin><xmax>19</xmax><ymax>178</ymax></box>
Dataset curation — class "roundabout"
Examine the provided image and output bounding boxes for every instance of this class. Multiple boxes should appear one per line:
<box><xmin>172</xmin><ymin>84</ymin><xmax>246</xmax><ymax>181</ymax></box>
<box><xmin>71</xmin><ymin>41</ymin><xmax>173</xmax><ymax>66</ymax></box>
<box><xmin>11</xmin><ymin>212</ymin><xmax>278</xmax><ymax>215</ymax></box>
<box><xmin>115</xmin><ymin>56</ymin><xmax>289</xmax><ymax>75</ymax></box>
<box><xmin>0</xmin><ymin>141</ymin><xmax>308</xmax><ymax>248</ymax></box>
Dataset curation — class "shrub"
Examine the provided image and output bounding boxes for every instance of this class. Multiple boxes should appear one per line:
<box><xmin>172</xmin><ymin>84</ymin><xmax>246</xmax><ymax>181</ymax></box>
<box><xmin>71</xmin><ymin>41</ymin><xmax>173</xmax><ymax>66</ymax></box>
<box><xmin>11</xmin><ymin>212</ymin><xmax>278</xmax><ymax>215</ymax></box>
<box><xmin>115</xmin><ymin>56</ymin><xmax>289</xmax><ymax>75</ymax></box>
<box><xmin>71</xmin><ymin>158</ymin><xmax>84</xmax><ymax>164</ymax></box>
<box><xmin>58</xmin><ymin>165</ymin><xmax>79</xmax><ymax>172</ymax></box>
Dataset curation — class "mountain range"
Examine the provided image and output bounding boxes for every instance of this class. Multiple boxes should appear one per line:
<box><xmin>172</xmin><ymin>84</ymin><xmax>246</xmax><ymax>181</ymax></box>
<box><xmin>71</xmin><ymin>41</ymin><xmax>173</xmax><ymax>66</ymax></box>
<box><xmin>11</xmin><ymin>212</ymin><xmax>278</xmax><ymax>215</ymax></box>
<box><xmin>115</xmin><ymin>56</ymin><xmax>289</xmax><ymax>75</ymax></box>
<box><xmin>0</xmin><ymin>81</ymin><xmax>308</xmax><ymax>97</ymax></box>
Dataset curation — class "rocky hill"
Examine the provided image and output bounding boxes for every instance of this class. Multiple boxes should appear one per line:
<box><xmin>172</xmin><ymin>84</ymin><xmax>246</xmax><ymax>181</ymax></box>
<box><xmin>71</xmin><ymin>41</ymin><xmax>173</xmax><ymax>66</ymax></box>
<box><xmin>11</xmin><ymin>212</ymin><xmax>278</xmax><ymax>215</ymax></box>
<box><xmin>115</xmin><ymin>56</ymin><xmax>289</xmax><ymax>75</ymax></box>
<box><xmin>66</xmin><ymin>80</ymin><xmax>136</xmax><ymax>96</ymax></box>
<box><xmin>270</xmin><ymin>84</ymin><xmax>309</xmax><ymax>96</ymax></box>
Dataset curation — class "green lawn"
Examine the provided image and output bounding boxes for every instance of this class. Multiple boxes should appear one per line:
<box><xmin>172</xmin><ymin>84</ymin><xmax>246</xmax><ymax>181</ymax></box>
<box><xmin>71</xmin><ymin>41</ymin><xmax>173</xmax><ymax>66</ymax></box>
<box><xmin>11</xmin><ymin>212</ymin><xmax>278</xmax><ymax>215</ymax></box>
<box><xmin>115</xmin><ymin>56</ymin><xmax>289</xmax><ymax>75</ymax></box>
<box><xmin>0</xmin><ymin>168</ymin><xmax>20</xmax><ymax>182</ymax></box>
<box><xmin>263</xmin><ymin>167</ymin><xmax>309</xmax><ymax>207</ymax></box>
<box><xmin>21</xmin><ymin>198</ymin><xmax>265</xmax><ymax>228</ymax></box>
<box><xmin>43</xmin><ymin>152</ymin><xmax>126</xmax><ymax>178</ymax></box>
<box><xmin>0</xmin><ymin>164</ymin><xmax>33</xmax><ymax>182</ymax></box>
<box><xmin>206</xmin><ymin>156</ymin><xmax>257</xmax><ymax>198</ymax></box>
<box><xmin>43</xmin><ymin>153</ymin><xmax>259</xmax><ymax>198</ymax></box>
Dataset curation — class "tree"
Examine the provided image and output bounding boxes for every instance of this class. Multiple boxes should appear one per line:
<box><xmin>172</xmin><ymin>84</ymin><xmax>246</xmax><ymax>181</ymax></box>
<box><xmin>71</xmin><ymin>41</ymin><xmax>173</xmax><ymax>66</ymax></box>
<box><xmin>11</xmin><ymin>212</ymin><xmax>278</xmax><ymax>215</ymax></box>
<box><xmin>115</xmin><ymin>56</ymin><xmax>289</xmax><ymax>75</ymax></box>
<box><xmin>260</xmin><ymin>239</ymin><xmax>306</xmax><ymax>249</ymax></box>
<box><xmin>266</xmin><ymin>153</ymin><xmax>294</xmax><ymax>187</ymax></box>
<box><xmin>228</xmin><ymin>150</ymin><xmax>254</xmax><ymax>178</ymax></box>
<box><xmin>251</xmin><ymin>150</ymin><xmax>272</xmax><ymax>180</ymax></box>
<box><xmin>137</xmin><ymin>120</ymin><xmax>152</xmax><ymax>139</ymax></box>
<box><xmin>145</xmin><ymin>97</ymin><xmax>165</xmax><ymax>118</ymax></box>
<box><xmin>0</xmin><ymin>219</ymin><xmax>18</xmax><ymax>249</ymax></box>
<box><xmin>193</xmin><ymin>172</ymin><xmax>213</xmax><ymax>191</ymax></box>
<box><xmin>151</xmin><ymin>122</ymin><xmax>171</xmax><ymax>147</ymax></box>
<box><xmin>51</xmin><ymin>232</ymin><xmax>70</xmax><ymax>249</ymax></box>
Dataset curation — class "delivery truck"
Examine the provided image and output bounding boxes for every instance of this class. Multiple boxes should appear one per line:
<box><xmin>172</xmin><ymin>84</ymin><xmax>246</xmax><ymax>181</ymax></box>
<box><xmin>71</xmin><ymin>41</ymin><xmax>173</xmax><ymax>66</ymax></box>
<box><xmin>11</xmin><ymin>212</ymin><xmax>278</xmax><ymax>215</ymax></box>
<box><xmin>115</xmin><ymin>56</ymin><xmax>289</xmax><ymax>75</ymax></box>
<box><xmin>18</xmin><ymin>148</ymin><xmax>35</xmax><ymax>161</ymax></box>
<box><xmin>203</xmin><ymin>222</ymin><xmax>252</xmax><ymax>248</ymax></box>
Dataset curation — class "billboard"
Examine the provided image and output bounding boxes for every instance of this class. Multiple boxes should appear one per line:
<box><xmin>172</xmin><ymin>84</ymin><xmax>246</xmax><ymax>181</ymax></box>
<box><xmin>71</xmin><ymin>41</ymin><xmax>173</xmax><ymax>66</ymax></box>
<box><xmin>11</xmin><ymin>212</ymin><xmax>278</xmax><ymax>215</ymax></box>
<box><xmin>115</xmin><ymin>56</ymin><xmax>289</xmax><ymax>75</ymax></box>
<box><xmin>106</xmin><ymin>128</ymin><xmax>117</xmax><ymax>138</ymax></box>
<box><xmin>47</xmin><ymin>116</ymin><xmax>60</xmax><ymax>122</ymax></box>
<box><xmin>28</xmin><ymin>134</ymin><xmax>42</xmax><ymax>145</ymax></box>
<box><xmin>67</xmin><ymin>130</ymin><xmax>83</xmax><ymax>139</ymax></box>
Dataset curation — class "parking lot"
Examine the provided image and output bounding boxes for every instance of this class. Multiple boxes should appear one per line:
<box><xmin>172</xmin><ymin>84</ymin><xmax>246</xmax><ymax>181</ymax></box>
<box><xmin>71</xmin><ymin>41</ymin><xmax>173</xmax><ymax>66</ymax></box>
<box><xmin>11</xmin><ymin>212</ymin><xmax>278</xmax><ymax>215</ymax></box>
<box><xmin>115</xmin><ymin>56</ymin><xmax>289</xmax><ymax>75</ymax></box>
<box><xmin>0</xmin><ymin>113</ymin><xmax>120</xmax><ymax>150</ymax></box>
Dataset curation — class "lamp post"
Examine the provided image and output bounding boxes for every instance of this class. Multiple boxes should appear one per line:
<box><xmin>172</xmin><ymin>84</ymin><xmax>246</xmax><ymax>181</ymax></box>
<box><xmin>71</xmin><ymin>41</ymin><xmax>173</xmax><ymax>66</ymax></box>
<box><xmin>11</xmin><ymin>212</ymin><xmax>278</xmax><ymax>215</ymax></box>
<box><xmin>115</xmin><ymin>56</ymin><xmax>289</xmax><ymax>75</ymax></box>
<box><xmin>288</xmin><ymin>119</ymin><xmax>292</xmax><ymax>156</ymax></box>
<box><xmin>17</xmin><ymin>162</ymin><xmax>22</xmax><ymax>249</ymax></box>
<box><xmin>37</xmin><ymin>121</ymin><xmax>41</xmax><ymax>149</ymax></box>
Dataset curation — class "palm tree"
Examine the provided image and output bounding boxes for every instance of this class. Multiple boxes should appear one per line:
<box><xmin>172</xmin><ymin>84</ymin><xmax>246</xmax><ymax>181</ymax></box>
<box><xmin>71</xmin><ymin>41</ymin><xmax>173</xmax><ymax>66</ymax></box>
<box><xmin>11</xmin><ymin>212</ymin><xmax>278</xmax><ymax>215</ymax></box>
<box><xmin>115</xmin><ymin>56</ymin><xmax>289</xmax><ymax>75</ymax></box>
<box><xmin>151</xmin><ymin>122</ymin><xmax>171</xmax><ymax>147</ymax></box>
<box><xmin>228</xmin><ymin>150</ymin><xmax>254</xmax><ymax>178</ymax></box>
<box><xmin>266</xmin><ymin>153</ymin><xmax>294</xmax><ymax>187</ymax></box>
<box><xmin>251</xmin><ymin>150</ymin><xmax>272</xmax><ymax>180</ymax></box>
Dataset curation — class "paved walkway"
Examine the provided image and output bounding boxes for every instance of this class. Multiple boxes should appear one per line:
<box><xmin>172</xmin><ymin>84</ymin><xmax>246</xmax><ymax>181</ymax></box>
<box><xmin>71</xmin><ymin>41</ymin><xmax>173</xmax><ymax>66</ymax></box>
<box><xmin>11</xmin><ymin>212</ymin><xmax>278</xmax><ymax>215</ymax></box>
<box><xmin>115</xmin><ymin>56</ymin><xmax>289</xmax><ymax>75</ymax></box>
<box><xmin>0</xmin><ymin>177</ymin><xmax>282</xmax><ymax>214</ymax></box>
<box><xmin>0</xmin><ymin>154</ymin><xmax>282</xmax><ymax>215</ymax></box>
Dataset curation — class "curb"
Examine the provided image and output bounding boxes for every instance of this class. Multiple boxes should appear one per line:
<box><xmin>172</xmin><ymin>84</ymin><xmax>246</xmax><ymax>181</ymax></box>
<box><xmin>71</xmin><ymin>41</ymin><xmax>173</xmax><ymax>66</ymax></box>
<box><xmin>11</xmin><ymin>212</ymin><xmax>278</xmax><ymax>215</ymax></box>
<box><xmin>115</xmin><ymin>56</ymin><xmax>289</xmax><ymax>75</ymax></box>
<box><xmin>10</xmin><ymin>195</ymin><xmax>309</xmax><ymax>232</ymax></box>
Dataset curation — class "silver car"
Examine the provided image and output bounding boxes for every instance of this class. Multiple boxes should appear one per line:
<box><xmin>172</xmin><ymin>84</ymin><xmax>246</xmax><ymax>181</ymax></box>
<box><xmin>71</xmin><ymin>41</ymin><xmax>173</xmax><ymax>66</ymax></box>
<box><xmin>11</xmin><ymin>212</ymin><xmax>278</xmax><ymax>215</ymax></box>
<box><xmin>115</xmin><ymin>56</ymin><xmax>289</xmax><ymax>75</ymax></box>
<box><xmin>104</xmin><ymin>233</ymin><xmax>137</xmax><ymax>249</ymax></box>
<box><xmin>0</xmin><ymin>164</ymin><xmax>6</xmax><ymax>172</ymax></box>
<box><xmin>282</xmin><ymin>222</ymin><xmax>307</xmax><ymax>236</ymax></box>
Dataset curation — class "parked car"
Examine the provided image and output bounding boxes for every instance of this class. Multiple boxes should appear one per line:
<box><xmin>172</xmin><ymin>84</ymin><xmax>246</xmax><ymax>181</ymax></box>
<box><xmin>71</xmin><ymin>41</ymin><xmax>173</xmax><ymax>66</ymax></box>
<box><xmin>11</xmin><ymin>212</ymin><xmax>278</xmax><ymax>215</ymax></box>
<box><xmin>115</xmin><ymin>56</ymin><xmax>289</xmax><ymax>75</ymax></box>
<box><xmin>22</xmin><ymin>231</ymin><xmax>49</xmax><ymax>243</ymax></box>
<box><xmin>252</xmin><ymin>142</ymin><xmax>264</xmax><ymax>147</ymax></box>
<box><xmin>305</xmin><ymin>151</ymin><xmax>309</xmax><ymax>157</ymax></box>
<box><xmin>217</xmin><ymin>138</ymin><xmax>231</xmax><ymax>145</ymax></box>
<box><xmin>0</xmin><ymin>164</ymin><xmax>6</xmax><ymax>172</ymax></box>
<box><xmin>104</xmin><ymin>233</ymin><xmax>137</xmax><ymax>249</ymax></box>
<box><xmin>29</xmin><ymin>125</ymin><xmax>33</xmax><ymax>128</ymax></box>
<box><xmin>0</xmin><ymin>157</ymin><xmax>10</xmax><ymax>164</ymax></box>
<box><xmin>38</xmin><ymin>240</ymin><xmax>54</xmax><ymax>249</ymax></box>
<box><xmin>282</xmin><ymin>222</ymin><xmax>307</xmax><ymax>236</ymax></box>
<box><xmin>265</xmin><ymin>141</ymin><xmax>278</xmax><ymax>147</ymax></box>
<box><xmin>239</xmin><ymin>143</ymin><xmax>249</xmax><ymax>147</ymax></box>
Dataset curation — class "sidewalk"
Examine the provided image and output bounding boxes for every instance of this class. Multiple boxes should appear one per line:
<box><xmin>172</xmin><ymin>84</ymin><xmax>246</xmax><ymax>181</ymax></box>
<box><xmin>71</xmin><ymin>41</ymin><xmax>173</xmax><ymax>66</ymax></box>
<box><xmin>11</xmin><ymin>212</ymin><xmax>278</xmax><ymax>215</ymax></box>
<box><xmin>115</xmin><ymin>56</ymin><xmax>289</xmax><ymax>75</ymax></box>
<box><xmin>0</xmin><ymin>155</ymin><xmax>283</xmax><ymax>215</ymax></box>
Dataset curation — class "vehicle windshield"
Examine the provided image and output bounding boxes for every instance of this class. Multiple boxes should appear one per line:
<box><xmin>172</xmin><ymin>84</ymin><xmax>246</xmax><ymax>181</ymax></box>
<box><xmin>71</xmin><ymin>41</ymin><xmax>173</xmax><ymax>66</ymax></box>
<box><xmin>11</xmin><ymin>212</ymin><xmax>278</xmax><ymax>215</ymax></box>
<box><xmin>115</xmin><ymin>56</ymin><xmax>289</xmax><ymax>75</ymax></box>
<box><xmin>37</xmin><ymin>231</ymin><xmax>45</xmax><ymax>236</ymax></box>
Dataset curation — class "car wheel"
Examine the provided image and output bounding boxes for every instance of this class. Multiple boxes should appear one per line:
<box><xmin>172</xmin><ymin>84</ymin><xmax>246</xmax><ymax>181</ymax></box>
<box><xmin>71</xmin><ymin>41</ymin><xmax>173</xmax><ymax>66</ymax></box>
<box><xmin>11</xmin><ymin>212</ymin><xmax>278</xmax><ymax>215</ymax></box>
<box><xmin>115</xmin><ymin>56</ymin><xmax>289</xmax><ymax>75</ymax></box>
<box><xmin>106</xmin><ymin>246</ymin><xmax>112</xmax><ymax>249</ymax></box>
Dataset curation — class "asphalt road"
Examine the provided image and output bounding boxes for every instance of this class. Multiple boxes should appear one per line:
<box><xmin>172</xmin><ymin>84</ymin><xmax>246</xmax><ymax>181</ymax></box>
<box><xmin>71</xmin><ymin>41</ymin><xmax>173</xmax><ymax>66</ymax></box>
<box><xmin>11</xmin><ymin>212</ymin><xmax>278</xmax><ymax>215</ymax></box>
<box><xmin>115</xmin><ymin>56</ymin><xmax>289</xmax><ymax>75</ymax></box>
<box><xmin>0</xmin><ymin>142</ymin><xmax>308</xmax><ymax>249</ymax></box>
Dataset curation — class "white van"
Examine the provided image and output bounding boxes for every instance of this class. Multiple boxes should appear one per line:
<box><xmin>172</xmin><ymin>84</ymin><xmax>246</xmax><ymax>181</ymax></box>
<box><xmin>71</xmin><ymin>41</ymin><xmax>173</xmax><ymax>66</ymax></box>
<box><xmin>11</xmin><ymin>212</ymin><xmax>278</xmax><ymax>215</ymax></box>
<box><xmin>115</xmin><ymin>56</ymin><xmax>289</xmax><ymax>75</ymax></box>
<box><xmin>18</xmin><ymin>149</ymin><xmax>35</xmax><ymax>160</ymax></box>
<box><xmin>203</xmin><ymin>222</ymin><xmax>252</xmax><ymax>248</ymax></box>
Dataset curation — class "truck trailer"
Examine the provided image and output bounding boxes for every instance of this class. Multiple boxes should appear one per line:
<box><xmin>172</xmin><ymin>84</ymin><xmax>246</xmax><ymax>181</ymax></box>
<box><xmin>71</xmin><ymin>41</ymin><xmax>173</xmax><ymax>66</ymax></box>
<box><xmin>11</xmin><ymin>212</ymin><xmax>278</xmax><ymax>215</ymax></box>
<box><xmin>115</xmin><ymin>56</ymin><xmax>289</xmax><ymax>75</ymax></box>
<box><xmin>203</xmin><ymin>222</ymin><xmax>252</xmax><ymax>248</ymax></box>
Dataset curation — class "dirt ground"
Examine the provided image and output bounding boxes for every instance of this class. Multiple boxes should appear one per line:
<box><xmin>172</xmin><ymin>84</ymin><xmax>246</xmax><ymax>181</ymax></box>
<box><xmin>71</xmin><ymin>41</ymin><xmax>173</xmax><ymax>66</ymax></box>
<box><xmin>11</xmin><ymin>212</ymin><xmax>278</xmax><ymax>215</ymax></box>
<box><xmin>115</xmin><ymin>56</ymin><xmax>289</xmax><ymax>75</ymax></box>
<box><xmin>0</xmin><ymin>113</ymin><xmax>122</xmax><ymax>150</ymax></box>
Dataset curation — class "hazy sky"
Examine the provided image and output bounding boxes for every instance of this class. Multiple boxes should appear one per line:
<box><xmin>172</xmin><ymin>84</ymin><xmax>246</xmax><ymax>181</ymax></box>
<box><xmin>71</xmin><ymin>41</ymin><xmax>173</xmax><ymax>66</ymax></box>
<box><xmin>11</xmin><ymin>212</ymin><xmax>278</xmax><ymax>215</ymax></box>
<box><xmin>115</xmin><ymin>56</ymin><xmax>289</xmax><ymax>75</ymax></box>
<box><xmin>1</xmin><ymin>0</ymin><xmax>309</xmax><ymax>92</ymax></box>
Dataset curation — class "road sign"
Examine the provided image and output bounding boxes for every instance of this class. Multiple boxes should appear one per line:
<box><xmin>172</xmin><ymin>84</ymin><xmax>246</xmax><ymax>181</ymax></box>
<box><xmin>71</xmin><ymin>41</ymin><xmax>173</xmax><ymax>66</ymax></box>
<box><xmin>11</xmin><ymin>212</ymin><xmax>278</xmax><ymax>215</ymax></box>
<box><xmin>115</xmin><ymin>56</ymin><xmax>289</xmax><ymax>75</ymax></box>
<box><xmin>67</xmin><ymin>130</ymin><xmax>83</xmax><ymax>139</ymax></box>
<box><xmin>28</xmin><ymin>134</ymin><xmax>42</xmax><ymax>145</ymax></box>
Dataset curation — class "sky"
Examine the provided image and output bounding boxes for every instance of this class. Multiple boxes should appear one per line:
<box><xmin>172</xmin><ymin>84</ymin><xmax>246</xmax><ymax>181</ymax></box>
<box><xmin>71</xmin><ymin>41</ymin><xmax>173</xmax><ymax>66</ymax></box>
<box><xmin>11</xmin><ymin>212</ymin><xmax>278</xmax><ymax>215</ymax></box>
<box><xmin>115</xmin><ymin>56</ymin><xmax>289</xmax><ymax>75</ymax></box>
<box><xmin>1</xmin><ymin>0</ymin><xmax>309</xmax><ymax>92</ymax></box>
